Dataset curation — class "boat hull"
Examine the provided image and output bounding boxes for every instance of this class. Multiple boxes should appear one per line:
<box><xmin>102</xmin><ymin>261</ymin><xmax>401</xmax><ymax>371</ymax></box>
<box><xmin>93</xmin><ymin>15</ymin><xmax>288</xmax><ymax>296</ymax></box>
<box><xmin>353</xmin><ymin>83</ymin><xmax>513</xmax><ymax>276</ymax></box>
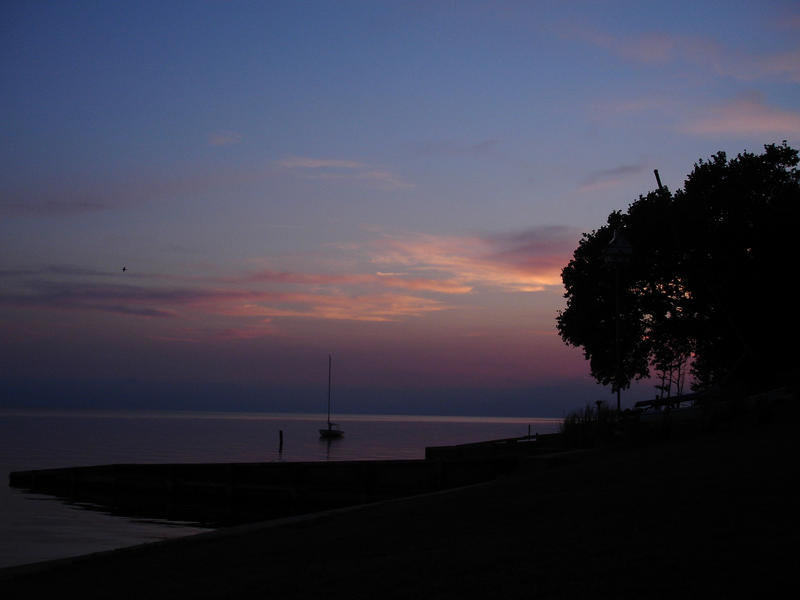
<box><xmin>319</xmin><ymin>428</ymin><xmax>344</xmax><ymax>438</ymax></box>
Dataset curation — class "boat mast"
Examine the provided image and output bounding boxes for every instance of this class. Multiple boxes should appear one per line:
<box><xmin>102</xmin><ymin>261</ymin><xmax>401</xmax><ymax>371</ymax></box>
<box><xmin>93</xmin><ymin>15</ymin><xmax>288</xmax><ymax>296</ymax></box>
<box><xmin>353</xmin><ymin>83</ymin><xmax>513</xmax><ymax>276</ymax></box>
<box><xmin>327</xmin><ymin>353</ymin><xmax>332</xmax><ymax>428</ymax></box>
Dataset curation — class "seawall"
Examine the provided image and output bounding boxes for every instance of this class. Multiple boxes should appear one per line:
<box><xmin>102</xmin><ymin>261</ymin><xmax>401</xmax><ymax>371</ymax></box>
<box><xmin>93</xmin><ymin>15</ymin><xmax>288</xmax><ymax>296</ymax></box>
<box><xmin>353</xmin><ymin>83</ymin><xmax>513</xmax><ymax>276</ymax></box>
<box><xmin>8</xmin><ymin>445</ymin><xmax>546</xmax><ymax>525</ymax></box>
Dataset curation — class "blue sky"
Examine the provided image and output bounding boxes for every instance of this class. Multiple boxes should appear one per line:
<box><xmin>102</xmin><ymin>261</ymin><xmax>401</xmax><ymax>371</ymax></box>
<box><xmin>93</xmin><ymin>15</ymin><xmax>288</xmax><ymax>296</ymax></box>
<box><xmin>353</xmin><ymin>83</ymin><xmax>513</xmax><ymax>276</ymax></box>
<box><xmin>2</xmin><ymin>1</ymin><xmax>799</xmax><ymax>415</ymax></box>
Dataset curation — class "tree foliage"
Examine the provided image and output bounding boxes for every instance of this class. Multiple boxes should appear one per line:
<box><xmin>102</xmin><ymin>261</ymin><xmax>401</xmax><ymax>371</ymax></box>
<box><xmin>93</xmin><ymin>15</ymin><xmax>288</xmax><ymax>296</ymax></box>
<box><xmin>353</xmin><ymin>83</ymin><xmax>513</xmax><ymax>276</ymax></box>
<box><xmin>557</xmin><ymin>142</ymin><xmax>800</xmax><ymax>396</ymax></box>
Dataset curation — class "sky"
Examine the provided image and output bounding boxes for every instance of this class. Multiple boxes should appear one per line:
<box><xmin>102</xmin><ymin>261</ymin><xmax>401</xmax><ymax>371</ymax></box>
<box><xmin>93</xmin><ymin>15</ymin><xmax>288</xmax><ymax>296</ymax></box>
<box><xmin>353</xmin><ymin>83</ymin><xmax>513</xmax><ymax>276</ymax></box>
<box><xmin>2</xmin><ymin>0</ymin><xmax>799</xmax><ymax>416</ymax></box>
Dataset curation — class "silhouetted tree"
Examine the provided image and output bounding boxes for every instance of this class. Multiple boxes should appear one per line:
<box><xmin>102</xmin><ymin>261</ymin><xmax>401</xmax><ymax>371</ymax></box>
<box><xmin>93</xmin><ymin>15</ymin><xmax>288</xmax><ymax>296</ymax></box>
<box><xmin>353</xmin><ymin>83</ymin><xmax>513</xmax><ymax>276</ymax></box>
<box><xmin>557</xmin><ymin>142</ymin><xmax>800</xmax><ymax>398</ymax></box>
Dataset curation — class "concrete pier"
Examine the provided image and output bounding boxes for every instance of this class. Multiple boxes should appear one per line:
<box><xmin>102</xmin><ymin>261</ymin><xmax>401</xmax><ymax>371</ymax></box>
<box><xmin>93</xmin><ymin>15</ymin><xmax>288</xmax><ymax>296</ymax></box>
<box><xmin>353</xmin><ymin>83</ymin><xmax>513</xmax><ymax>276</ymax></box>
<box><xmin>8</xmin><ymin>453</ymin><xmax>532</xmax><ymax>525</ymax></box>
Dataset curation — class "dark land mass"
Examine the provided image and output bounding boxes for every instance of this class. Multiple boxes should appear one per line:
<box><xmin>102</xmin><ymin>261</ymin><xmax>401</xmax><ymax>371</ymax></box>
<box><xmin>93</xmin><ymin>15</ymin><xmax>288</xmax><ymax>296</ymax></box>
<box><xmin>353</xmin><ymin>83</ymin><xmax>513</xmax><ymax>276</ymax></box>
<box><xmin>2</xmin><ymin>406</ymin><xmax>797</xmax><ymax>598</ymax></box>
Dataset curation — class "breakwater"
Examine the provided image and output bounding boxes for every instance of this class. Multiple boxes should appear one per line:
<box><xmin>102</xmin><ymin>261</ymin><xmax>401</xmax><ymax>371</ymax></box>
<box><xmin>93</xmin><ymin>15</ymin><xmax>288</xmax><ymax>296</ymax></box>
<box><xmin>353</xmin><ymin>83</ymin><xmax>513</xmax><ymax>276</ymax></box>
<box><xmin>8</xmin><ymin>435</ymin><xmax>558</xmax><ymax>526</ymax></box>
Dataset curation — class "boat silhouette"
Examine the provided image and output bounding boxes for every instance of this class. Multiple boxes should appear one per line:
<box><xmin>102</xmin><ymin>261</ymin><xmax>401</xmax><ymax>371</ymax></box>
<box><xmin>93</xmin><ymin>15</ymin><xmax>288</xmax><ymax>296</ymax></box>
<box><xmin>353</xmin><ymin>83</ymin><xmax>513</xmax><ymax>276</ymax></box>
<box><xmin>319</xmin><ymin>354</ymin><xmax>343</xmax><ymax>439</ymax></box>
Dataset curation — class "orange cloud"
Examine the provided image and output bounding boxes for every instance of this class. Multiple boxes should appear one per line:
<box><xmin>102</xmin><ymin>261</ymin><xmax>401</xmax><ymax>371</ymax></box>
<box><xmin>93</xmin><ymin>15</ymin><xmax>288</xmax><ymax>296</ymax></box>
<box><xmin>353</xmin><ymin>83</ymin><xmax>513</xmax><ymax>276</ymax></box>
<box><xmin>222</xmin><ymin>292</ymin><xmax>450</xmax><ymax>322</ymax></box>
<box><xmin>358</xmin><ymin>227</ymin><xmax>575</xmax><ymax>293</ymax></box>
<box><xmin>245</xmin><ymin>270</ymin><xmax>472</xmax><ymax>295</ymax></box>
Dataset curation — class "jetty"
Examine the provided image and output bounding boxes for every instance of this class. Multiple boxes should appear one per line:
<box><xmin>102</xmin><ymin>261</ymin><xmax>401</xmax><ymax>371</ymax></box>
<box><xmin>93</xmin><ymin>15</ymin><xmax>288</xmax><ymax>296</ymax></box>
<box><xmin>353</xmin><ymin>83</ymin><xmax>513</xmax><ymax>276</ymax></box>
<box><xmin>8</xmin><ymin>434</ymin><xmax>563</xmax><ymax>526</ymax></box>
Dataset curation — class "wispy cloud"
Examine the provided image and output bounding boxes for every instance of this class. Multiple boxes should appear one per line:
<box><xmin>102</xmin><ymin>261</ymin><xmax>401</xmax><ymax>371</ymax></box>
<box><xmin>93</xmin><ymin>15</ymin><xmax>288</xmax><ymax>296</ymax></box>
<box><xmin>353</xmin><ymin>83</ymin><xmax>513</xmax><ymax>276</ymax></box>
<box><xmin>569</xmin><ymin>26</ymin><xmax>709</xmax><ymax>66</ymax></box>
<box><xmin>776</xmin><ymin>12</ymin><xmax>800</xmax><ymax>31</ymax></box>
<box><xmin>275</xmin><ymin>155</ymin><xmax>413</xmax><ymax>190</ymax></box>
<box><xmin>226</xmin><ymin>292</ymin><xmax>450</xmax><ymax>322</ymax></box>
<box><xmin>0</xmin><ymin>197</ymin><xmax>111</xmax><ymax>217</ymax></box>
<box><xmin>684</xmin><ymin>93</ymin><xmax>800</xmax><ymax>135</ymax></box>
<box><xmin>0</xmin><ymin>264</ymin><xmax>453</xmax><ymax>332</ymax></box>
<box><xmin>592</xmin><ymin>96</ymin><xmax>681</xmax><ymax>118</ymax></box>
<box><xmin>571</xmin><ymin>25</ymin><xmax>800</xmax><ymax>82</ymax></box>
<box><xmin>208</xmin><ymin>130</ymin><xmax>243</xmax><ymax>146</ymax></box>
<box><xmin>2</xmin><ymin>151</ymin><xmax>410</xmax><ymax>221</ymax></box>
<box><xmin>0</xmin><ymin>166</ymin><xmax>233</xmax><ymax>219</ymax></box>
<box><xmin>408</xmin><ymin>139</ymin><xmax>502</xmax><ymax>157</ymax></box>
<box><xmin>738</xmin><ymin>48</ymin><xmax>800</xmax><ymax>83</ymax></box>
<box><xmin>1</xmin><ymin>226</ymin><xmax>578</xmax><ymax>340</ymax></box>
<box><xmin>0</xmin><ymin>278</ymin><xmax>250</xmax><ymax>319</ymax></box>
<box><xmin>579</xmin><ymin>29</ymin><xmax>683</xmax><ymax>64</ymax></box>
<box><xmin>148</xmin><ymin>321</ymin><xmax>276</xmax><ymax>343</ymax></box>
<box><xmin>578</xmin><ymin>162</ymin><xmax>649</xmax><ymax>192</ymax></box>
<box><xmin>276</xmin><ymin>156</ymin><xmax>366</xmax><ymax>169</ymax></box>
<box><xmin>244</xmin><ymin>270</ymin><xmax>472</xmax><ymax>295</ymax></box>
<box><xmin>358</xmin><ymin>226</ymin><xmax>578</xmax><ymax>293</ymax></box>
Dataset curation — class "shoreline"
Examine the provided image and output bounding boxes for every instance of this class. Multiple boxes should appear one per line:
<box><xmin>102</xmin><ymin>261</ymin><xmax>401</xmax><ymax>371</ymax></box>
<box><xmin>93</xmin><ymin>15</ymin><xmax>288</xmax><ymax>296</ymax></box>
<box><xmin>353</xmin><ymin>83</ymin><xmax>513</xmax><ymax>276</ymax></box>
<box><xmin>0</xmin><ymin>476</ymin><xmax>500</xmax><ymax>582</ymax></box>
<box><xmin>2</xmin><ymin>416</ymin><xmax>795</xmax><ymax>598</ymax></box>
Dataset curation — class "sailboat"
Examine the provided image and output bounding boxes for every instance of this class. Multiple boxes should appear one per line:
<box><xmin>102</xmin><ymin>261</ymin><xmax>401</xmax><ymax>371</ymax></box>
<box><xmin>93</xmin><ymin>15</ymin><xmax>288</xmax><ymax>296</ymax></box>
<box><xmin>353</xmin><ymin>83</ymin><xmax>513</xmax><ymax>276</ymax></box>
<box><xmin>319</xmin><ymin>354</ymin><xmax>344</xmax><ymax>438</ymax></box>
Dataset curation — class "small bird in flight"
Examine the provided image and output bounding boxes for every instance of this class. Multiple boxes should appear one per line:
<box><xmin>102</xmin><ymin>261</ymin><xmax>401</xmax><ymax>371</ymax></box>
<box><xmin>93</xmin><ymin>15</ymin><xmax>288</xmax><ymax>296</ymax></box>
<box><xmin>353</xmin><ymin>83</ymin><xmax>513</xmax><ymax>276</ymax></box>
<box><xmin>122</xmin><ymin>266</ymin><xmax>127</xmax><ymax>272</ymax></box>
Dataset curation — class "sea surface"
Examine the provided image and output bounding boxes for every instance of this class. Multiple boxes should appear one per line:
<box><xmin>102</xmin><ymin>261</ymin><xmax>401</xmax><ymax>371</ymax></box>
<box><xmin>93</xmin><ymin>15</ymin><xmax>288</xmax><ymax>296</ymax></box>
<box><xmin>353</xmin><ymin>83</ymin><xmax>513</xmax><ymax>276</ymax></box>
<box><xmin>0</xmin><ymin>409</ymin><xmax>561</xmax><ymax>570</ymax></box>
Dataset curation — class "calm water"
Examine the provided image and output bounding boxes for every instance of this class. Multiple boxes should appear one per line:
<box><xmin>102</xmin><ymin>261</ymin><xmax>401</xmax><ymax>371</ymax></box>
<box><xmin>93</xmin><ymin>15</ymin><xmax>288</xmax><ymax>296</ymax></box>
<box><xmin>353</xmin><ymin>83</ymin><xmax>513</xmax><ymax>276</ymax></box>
<box><xmin>0</xmin><ymin>409</ymin><xmax>560</xmax><ymax>570</ymax></box>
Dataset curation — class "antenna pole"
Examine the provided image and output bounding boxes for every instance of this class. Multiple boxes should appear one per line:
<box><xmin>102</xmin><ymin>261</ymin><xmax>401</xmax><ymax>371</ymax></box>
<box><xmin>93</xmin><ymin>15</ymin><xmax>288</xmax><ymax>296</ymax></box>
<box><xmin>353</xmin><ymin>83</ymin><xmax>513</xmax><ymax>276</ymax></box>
<box><xmin>654</xmin><ymin>169</ymin><xmax>664</xmax><ymax>191</ymax></box>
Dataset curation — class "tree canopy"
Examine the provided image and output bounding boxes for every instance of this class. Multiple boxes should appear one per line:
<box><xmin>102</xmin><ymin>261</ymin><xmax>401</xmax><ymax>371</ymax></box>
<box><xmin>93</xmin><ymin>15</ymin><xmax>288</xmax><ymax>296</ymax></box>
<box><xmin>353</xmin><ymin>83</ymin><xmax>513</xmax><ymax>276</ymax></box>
<box><xmin>557</xmin><ymin>142</ymin><xmax>800</xmax><ymax>398</ymax></box>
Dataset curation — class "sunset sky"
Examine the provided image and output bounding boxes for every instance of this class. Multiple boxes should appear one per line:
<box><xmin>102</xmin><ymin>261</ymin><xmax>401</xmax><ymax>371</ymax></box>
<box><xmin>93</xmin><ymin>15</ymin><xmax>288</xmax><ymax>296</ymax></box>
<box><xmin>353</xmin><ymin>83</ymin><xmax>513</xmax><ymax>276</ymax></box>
<box><xmin>2</xmin><ymin>1</ymin><xmax>799</xmax><ymax>416</ymax></box>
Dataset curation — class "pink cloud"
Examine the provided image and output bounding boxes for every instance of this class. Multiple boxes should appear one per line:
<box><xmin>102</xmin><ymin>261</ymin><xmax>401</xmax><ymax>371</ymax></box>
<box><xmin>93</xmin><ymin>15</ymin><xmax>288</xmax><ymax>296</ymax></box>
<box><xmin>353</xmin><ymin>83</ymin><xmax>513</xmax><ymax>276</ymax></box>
<box><xmin>572</xmin><ymin>24</ymin><xmax>800</xmax><ymax>82</ymax></box>
<box><xmin>358</xmin><ymin>227</ymin><xmax>578</xmax><ymax>293</ymax></box>
<box><xmin>1</xmin><ymin>226</ymin><xmax>577</xmax><ymax>342</ymax></box>
<box><xmin>569</xmin><ymin>26</ymin><xmax>699</xmax><ymax>65</ymax></box>
<box><xmin>744</xmin><ymin>48</ymin><xmax>800</xmax><ymax>82</ymax></box>
<box><xmin>684</xmin><ymin>93</ymin><xmax>800</xmax><ymax>135</ymax></box>
<box><xmin>245</xmin><ymin>270</ymin><xmax>472</xmax><ymax>294</ymax></box>
<box><xmin>0</xmin><ymin>270</ymin><xmax>454</xmax><ymax>335</ymax></box>
<box><xmin>236</xmin><ymin>293</ymin><xmax>450</xmax><ymax>322</ymax></box>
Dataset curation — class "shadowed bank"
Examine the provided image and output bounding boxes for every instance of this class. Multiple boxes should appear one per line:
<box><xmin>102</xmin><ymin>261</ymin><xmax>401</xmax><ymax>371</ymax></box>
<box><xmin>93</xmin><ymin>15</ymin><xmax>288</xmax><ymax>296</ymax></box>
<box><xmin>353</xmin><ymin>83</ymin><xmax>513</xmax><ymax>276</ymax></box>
<box><xmin>2</xmin><ymin>390</ymin><xmax>796</xmax><ymax>598</ymax></box>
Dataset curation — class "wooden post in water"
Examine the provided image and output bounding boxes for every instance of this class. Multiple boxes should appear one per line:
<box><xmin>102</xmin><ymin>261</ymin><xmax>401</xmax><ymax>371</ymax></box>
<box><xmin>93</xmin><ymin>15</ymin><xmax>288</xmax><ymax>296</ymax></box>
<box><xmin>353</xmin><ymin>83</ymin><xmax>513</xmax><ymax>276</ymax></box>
<box><xmin>279</xmin><ymin>430</ymin><xmax>284</xmax><ymax>454</ymax></box>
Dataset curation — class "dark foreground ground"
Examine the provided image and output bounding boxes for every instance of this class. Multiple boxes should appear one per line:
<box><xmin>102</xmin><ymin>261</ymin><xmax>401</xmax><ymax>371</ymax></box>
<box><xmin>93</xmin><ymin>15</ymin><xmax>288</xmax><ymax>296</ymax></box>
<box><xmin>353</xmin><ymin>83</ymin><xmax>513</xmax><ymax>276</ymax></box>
<box><xmin>1</xmin><ymin>416</ymin><xmax>797</xmax><ymax>599</ymax></box>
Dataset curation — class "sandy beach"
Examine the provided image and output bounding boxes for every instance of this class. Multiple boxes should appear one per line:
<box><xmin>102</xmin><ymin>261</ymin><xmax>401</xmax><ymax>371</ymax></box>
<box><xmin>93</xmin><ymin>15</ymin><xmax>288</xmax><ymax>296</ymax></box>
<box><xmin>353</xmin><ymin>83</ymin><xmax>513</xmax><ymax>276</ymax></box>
<box><xmin>1</xmin><ymin>414</ymin><xmax>796</xmax><ymax>599</ymax></box>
